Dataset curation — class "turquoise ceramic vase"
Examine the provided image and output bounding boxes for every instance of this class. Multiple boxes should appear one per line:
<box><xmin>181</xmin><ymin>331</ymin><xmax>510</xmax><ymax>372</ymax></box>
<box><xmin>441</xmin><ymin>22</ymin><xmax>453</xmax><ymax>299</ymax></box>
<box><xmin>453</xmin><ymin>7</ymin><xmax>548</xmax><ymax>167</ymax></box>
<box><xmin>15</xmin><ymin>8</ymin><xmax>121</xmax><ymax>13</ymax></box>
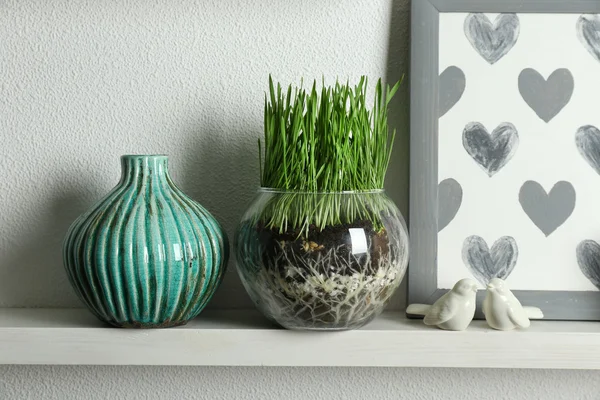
<box><xmin>63</xmin><ymin>155</ymin><xmax>228</xmax><ymax>328</ymax></box>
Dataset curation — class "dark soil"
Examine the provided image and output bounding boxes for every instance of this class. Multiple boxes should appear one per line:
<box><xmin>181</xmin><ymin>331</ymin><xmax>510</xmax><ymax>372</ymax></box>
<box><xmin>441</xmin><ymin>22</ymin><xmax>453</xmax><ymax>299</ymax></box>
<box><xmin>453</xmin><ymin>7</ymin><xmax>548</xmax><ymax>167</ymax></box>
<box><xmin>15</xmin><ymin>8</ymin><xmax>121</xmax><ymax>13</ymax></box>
<box><xmin>256</xmin><ymin>219</ymin><xmax>391</xmax><ymax>278</ymax></box>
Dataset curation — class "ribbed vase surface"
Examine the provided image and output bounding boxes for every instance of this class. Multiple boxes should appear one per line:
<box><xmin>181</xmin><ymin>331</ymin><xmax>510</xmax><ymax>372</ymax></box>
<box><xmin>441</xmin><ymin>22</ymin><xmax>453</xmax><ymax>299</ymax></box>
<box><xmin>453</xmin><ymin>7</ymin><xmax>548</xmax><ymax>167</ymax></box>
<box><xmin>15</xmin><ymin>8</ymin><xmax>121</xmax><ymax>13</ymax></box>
<box><xmin>63</xmin><ymin>155</ymin><xmax>228</xmax><ymax>328</ymax></box>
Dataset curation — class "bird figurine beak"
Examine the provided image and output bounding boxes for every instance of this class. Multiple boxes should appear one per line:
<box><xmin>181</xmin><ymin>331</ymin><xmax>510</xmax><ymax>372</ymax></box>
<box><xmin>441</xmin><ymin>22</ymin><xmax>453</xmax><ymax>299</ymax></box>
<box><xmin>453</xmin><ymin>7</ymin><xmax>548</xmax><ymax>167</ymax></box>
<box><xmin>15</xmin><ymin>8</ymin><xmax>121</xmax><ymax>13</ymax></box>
<box><xmin>486</xmin><ymin>283</ymin><xmax>494</xmax><ymax>290</ymax></box>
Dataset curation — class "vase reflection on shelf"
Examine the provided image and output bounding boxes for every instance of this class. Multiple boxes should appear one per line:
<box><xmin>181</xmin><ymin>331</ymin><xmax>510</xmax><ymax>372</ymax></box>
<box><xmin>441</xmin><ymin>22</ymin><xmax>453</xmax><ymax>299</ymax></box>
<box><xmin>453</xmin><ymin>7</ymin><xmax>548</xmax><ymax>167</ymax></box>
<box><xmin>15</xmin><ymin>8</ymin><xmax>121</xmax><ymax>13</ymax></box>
<box><xmin>63</xmin><ymin>155</ymin><xmax>228</xmax><ymax>328</ymax></box>
<box><xmin>235</xmin><ymin>189</ymin><xmax>409</xmax><ymax>330</ymax></box>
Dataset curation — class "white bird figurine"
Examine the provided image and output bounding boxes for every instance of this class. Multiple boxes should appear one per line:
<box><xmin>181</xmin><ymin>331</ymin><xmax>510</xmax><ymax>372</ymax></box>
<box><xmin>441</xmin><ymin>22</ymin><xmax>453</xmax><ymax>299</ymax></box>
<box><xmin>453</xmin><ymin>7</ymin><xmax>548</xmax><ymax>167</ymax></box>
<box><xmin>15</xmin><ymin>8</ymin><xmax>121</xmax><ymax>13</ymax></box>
<box><xmin>483</xmin><ymin>278</ymin><xmax>544</xmax><ymax>331</ymax></box>
<box><xmin>406</xmin><ymin>278</ymin><xmax>478</xmax><ymax>331</ymax></box>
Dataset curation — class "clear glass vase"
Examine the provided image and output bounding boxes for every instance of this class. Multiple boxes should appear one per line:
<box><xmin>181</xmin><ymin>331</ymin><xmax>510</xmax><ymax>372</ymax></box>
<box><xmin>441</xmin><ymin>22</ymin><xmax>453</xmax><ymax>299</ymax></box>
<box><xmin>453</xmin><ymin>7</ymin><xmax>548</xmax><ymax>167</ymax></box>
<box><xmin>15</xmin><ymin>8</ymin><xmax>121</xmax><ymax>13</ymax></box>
<box><xmin>235</xmin><ymin>189</ymin><xmax>409</xmax><ymax>330</ymax></box>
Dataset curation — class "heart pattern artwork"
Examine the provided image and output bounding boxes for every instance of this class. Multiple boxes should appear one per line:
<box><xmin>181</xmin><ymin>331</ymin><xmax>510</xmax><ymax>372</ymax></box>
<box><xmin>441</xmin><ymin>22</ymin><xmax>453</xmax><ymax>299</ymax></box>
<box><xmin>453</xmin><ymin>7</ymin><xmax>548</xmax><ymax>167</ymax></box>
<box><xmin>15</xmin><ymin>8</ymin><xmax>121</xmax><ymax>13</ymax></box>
<box><xmin>439</xmin><ymin>66</ymin><xmax>466</xmax><ymax>117</ymax></box>
<box><xmin>435</xmin><ymin>13</ymin><xmax>600</xmax><ymax>295</ymax></box>
<box><xmin>518</xmin><ymin>68</ymin><xmax>574</xmax><ymax>123</ymax></box>
<box><xmin>576</xmin><ymin>240</ymin><xmax>600</xmax><ymax>289</ymax></box>
<box><xmin>462</xmin><ymin>122</ymin><xmax>519</xmax><ymax>177</ymax></box>
<box><xmin>519</xmin><ymin>181</ymin><xmax>576</xmax><ymax>236</ymax></box>
<box><xmin>577</xmin><ymin>14</ymin><xmax>600</xmax><ymax>63</ymax></box>
<box><xmin>464</xmin><ymin>13</ymin><xmax>520</xmax><ymax>64</ymax></box>
<box><xmin>462</xmin><ymin>236</ymin><xmax>518</xmax><ymax>286</ymax></box>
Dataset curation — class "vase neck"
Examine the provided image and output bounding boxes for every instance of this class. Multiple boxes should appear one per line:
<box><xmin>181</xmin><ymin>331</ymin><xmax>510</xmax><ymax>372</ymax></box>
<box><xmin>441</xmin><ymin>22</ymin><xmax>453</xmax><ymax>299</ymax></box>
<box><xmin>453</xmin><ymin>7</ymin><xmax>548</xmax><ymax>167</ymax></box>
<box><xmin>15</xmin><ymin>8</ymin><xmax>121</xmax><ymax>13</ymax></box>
<box><xmin>120</xmin><ymin>155</ymin><xmax>169</xmax><ymax>184</ymax></box>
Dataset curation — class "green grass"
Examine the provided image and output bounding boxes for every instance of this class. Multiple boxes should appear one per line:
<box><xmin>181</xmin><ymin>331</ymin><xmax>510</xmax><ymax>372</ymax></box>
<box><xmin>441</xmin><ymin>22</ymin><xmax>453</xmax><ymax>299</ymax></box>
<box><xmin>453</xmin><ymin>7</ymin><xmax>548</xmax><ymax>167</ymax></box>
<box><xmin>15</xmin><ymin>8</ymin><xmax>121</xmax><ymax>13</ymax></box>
<box><xmin>257</xmin><ymin>75</ymin><xmax>401</xmax><ymax>233</ymax></box>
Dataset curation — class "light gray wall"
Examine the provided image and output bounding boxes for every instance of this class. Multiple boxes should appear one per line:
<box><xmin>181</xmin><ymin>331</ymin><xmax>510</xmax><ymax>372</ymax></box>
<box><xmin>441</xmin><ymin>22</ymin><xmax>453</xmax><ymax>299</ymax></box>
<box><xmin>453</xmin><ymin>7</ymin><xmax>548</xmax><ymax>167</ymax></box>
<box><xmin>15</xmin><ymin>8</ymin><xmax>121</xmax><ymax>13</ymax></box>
<box><xmin>0</xmin><ymin>0</ymin><xmax>408</xmax><ymax>310</ymax></box>
<box><xmin>1</xmin><ymin>366</ymin><xmax>600</xmax><ymax>400</ymax></box>
<box><xmin>0</xmin><ymin>0</ymin><xmax>596</xmax><ymax>399</ymax></box>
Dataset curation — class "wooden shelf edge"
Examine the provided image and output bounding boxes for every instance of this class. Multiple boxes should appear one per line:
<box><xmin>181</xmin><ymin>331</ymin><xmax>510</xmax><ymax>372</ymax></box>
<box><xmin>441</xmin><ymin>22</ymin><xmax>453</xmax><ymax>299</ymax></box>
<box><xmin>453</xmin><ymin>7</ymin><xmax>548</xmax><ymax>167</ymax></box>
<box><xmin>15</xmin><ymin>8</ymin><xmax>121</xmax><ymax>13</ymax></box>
<box><xmin>1</xmin><ymin>308</ymin><xmax>600</xmax><ymax>368</ymax></box>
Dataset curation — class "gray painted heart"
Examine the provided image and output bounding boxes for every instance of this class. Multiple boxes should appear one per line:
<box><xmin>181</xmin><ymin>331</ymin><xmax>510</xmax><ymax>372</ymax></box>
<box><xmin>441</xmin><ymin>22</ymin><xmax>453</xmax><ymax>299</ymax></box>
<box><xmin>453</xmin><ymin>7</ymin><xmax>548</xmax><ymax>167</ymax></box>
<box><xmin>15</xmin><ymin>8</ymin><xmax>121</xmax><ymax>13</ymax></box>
<box><xmin>438</xmin><ymin>178</ymin><xmax>463</xmax><ymax>232</ymax></box>
<box><xmin>462</xmin><ymin>236</ymin><xmax>518</xmax><ymax>286</ymax></box>
<box><xmin>577</xmin><ymin>14</ymin><xmax>600</xmax><ymax>63</ymax></box>
<box><xmin>577</xmin><ymin>240</ymin><xmax>600</xmax><ymax>290</ymax></box>
<box><xmin>576</xmin><ymin>125</ymin><xmax>600</xmax><ymax>175</ymax></box>
<box><xmin>462</xmin><ymin>122</ymin><xmax>519</xmax><ymax>177</ymax></box>
<box><xmin>519</xmin><ymin>181</ymin><xmax>576</xmax><ymax>236</ymax></box>
<box><xmin>464</xmin><ymin>13</ymin><xmax>520</xmax><ymax>64</ymax></box>
<box><xmin>439</xmin><ymin>66</ymin><xmax>466</xmax><ymax>117</ymax></box>
<box><xmin>518</xmin><ymin>68</ymin><xmax>574</xmax><ymax>123</ymax></box>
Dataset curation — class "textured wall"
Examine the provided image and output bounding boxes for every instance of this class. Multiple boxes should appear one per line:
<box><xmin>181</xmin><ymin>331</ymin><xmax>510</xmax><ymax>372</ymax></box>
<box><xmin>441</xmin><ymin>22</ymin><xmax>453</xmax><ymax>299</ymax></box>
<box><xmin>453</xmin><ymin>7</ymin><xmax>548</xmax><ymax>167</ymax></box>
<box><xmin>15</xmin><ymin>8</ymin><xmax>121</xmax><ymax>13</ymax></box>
<box><xmin>1</xmin><ymin>366</ymin><xmax>599</xmax><ymax>400</ymax></box>
<box><xmin>1</xmin><ymin>0</ymin><xmax>594</xmax><ymax>399</ymax></box>
<box><xmin>0</xmin><ymin>0</ymin><xmax>408</xmax><ymax>310</ymax></box>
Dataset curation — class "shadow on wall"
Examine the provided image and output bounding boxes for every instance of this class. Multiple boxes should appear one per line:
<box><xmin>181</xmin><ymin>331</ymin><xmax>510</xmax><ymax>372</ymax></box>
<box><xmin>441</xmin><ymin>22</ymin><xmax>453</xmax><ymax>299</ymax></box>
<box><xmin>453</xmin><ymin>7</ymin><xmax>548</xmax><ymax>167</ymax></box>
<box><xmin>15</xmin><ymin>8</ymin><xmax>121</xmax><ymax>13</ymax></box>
<box><xmin>0</xmin><ymin>183</ymin><xmax>94</xmax><ymax>307</ymax></box>
<box><xmin>179</xmin><ymin>117</ymin><xmax>260</xmax><ymax>309</ymax></box>
<box><xmin>384</xmin><ymin>0</ymin><xmax>411</xmax><ymax>311</ymax></box>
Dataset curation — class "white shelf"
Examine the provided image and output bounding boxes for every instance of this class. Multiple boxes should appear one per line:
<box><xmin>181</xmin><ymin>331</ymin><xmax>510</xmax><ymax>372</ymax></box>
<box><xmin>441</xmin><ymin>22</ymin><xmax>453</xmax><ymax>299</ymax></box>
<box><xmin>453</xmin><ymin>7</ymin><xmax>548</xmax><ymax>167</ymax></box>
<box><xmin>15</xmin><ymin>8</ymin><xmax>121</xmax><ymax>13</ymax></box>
<box><xmin>1</xmin><ymin>308</ymin><xmax>600</xmax><ymax>369</ymax></box>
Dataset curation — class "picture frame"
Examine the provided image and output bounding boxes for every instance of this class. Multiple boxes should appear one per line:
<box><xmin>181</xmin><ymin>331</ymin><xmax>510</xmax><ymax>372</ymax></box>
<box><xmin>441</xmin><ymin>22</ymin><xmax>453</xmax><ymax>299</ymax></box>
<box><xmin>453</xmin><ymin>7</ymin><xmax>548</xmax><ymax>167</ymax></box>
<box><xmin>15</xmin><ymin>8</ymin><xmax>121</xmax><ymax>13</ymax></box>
<box><xmin>409</xmin><ymin>0</ymin><xmax>600</xmax><ymax>320</ymax></box>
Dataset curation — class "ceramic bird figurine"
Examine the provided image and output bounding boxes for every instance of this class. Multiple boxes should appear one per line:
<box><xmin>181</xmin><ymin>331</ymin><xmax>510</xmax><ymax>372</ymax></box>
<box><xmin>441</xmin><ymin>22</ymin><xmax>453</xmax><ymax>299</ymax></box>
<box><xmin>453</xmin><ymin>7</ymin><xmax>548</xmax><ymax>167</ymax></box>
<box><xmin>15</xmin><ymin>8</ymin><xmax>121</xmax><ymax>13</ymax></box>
<box><xmin>406</xmin><ymin>278</ymin><xmax>478</xmax><ymax>331</ymax></box>
<box><xmin>483</xmin><ymin>278</ymin><xmax>544</xmax><ymax>331</ymax></box>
